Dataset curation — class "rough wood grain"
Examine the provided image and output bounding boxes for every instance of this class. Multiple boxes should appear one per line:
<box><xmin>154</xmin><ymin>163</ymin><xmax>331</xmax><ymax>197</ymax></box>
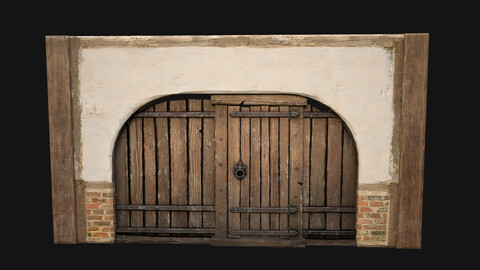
<box><xmin>188</xmin><ymin>99</ymin><xmax>203</xmax><ymax>228</ymax></box>
<box><xmin>169</xmin><ymin>100</ymin><xmax>188</xmax><ymax>227</ymax></box>
<box><xmin>211</xmin><ymin>95</ymin><xmax>307</xmax><ymax>106</ymax></box>
<box><xmin>289</xmin><ymin>106</ymin><xmax>304</xmax><ymax>239</ymax></box>
<box><xmin>154</xmin><ymin>102</ymin><xmax>171</xmax><ymax>228</ymax></box>
<box><xmin>227</xmin><ymin>106</ymin><xmax>241</xmax><ymax>236</ymax></box>
<box><xmin>269</xmin><ymin>107</ymin><xmax>280</xmax><ymax>231</ymax></box>
<box><xmin>143</xmin><ymin>107</ymin><xmax>157</xmax><ymax>227</ymax></box>
<box><xmin>397</xmin><ymin>33</ymin><xmax>429</xmax><ymax>249</ymax></box>
<box><xmin>309</xmin><ymin>107</ymin><xmax>327</xmax><ymax>229</ymax></box>
<box><xmin>240</xmin><ymin>106</ymin><xmax>251</xmax><ymax>230</ymax></box>
<box><xmin>214</xmin><ymin>105</ymin><xmax>228</xmax><ymax>238</ymax></box>
<box><xmin>128</xmin><ymin>117</ymin><xmax>144</xmax><ymax>227</ymax></box>
<box><xmin>46</xmin><ymin>36</ymin><xmax>77</xmax><ymax>243</ymax></box>
<box><xmin>260</xmin><ymin>106</ymin><xmax>270</xmax><ymax>232</ymax></box>
<box><xmin>326</xmin><ymin>117</ymin><xmax>343</xmax><ymax>230</ymax></box>
<box><xmin>303</xmin><ymin>105</ymin><xmax>311</xmax><ymax>230</ymax></box>
<box><xmin>341</xmin><ymin>129</ymin><xmax>357</xmax><ymax>230</ymax></box>
<box><xmin>249</xmin><ymin>106</ymin><xmax>261</xmax><ymax>231</ymax></box>
<box><xmin>114</xmin><ymin>126</ymin><xmax>129</xmax><ymax>228</ymax></box>
<box><xmin>202</xmin><ymin>100</ymin><xmax>215</xmax><ymax>228</ymax></box>
<box><xmin>279</xmin><ymin>106</ymin><xmax>290</xmax><ymax>234</ymax></box>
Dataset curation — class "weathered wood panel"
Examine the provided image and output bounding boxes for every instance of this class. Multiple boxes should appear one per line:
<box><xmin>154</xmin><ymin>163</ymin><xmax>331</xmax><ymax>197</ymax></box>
<box><xmin>228</xmin><ymin>106</ymin><xmax>241</xmax><ymax>236</ymax></box>
<box><xmin>46</xmin><ymin>36</ymin><xmax>77</xmax><ymax>243</ymax></box>
<box><xmin>260</xmin><ymin>106</ymin><xmax>270</xmax><ymax>232</ymax></box>
<box><xmin>341</xmin><ymin>129</ymin><xmax>357</xmax><ymax>230</ymax></box>
<box><xmin>269</xmin><ymin>107</ymin><xmax>280</xmax><ymax>231</ymax></box>
<box><xmin>326</xmin><ymin>117</ymin><xmax>343</xmax><ymax>230</ymax></box>
<box><xmin>143</xmin><ymin>107</ymin><xmax>157</xmax><ymax>227</ymax></box>
<box><xmin>202</xmin><ymin>100</ymin><xmax>215</xmax><ymax>228</ymax></box>
<box><xmin>215</xmin><ymin>105</ymin><xmax>228</xmax><ymax>238</ymax></box>
<box><xmin>154</xmin><ymin>102</ymin><xmax>171</xmax><ymax>228</ymax></box>
<box><xmin>309</xmin><ymin>107</ymin><xmax>326</xmax><ymax>229</ymax></box>
<box><xmin>289</xmin><ymin>106</ymin><xmax>304</xmax><ymax>239</ymax></box>
<box><xmin>211</xmin><ymin>95</ymin><xmax>307</xmax><ymax>106</ymax></box>
<box><xmin>240</xmin><ymin>106</ymin><xmax>251</xmax><ymax>230</ymax></box>
<box><xmin>279</xmin><ymin>106</ymin><xmax>290</xmax><ymax>234</ymax></box>
<box><xmin>303</xmin><ymin>105</ymin><xmax>311</xmax><ymax>230</ymax></box>
<box><xmin>188</xmin><ymin>100</ymin><xmax>203</xmax><ymax>228</ymax></box>
<box><xmin>249</xmin><ymin>106</ymin><xmax>261</xmax><ymax>231</ymax></box>
<box><xmin>169</xmin><ymin>100</ymin><xmax>188</xmax><ymax>227</ymax></box>
<box><xmin>114</xmin><ymin>127</ymin><xmax>129</xmax><ymax>228</ymax></box>
<box><xmin>129</xmin><ymin>117</ymin><xmax>144</xmax><ymax>227</ymax></box>
<box><xmin>397</xmin><ymin>33</ymin><xmax>429</xmax><ymax>249</ymax></box>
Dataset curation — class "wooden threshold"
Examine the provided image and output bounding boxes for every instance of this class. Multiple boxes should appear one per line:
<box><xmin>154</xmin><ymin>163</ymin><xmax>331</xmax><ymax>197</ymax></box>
<box><xmin>115</xmin><ymin>204</ymin><xmax>215</xmax><ymax>212</ymax></box>
<box><xmin>116</xmin><ymin>228</ymin><xmax>216</xmax><ymax>234</ymax></box>
<box><xmin>115</xmin><ymin>235</ymin><xmax>212</xmax><ymax>244</ymax></box>
<box><xmin>305</xmin><ymin>239</ymin><xmax>357</xmax><ymax>247</ymax></box>
<box><xmin>230</xmin><ymin>230</ymin><xmax>298</xmax><ymax>237</ymax></box>
<box><xmin>303</xmin><ymin>230</ymin><xmax>356</xmax><ymax>236</ymax></box>
<box><xmin>211</xmin><ymin>238</ymin><xmax>306</xmax><ymax>248</ymax></box>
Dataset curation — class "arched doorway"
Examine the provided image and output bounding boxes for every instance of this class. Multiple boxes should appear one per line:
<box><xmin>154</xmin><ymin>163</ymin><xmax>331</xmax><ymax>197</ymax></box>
<box><xmin>113</xmin><ymin>94</ymin><xmax>358</xmax><ymax>246</ymax></box>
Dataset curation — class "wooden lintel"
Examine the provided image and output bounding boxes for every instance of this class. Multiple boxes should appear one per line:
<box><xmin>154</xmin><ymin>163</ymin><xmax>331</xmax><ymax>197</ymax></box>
<box><xmin>211</xmin><ymin>95</ymin><xmax>307</xmax><ymax>106</ymax></box>
<box><xmin>115</xmin><ymin>204</ymin><xmax>215</xmax><ymax>212</ymax></box>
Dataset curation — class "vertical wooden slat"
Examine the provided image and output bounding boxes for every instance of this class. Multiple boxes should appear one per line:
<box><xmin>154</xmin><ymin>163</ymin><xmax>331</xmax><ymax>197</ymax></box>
<box><xmin>397</xmin><ymin>33</ymin><xmax>429</xmax><ymax>249</ymax></box>
<box><xmin>202</xmin><ymin>100</ymin><xmax>215</xmax><ymax>228</ymax></box>
<box><xmin>279</xmin><ymin>106</ymin><xmax>290</xmax><ymax>234</ymax></box>
<box><xmin>326</xmin><ymin>117</ymin><xmax>343</xmax><ymax>230</ymax></box>
<box><xmin>129</xmin><ymin>117</ymin><xmax>144</xmax><ymax>227</ymax></box>
<box><xmin>215</xmin><ymin>105</ymin><xmax>228</xmax><ymax>238</ymax></box>
<box><xmin>143</xmin><ymin>107</ymin><xmax>157</xmax><ymax>228</ymax></box>
<box><xmin>249</xmin><ymin>106</ymin><xmax>261</xmax><ymax>231</ymax></box>
<box><xmin>169</xmin><ymin>100</ymin><xmax>188</xmax><ymax>228</ymax></box>
<box><xmin>46</xmin><ymin>36</ymin><xmax>77</xmax><ymax>243</ymax></box>
<box><xmin>240</xmin><ymin>107</ymin><xmax>251</xmax><ymax>230</ymax></box>
<box><xmin>188</xmin><ymin>99</ymin><xmax>203</xmax><ymax>228</ymax></box>
<box><xmin>260</xmin><ymin>106</ymin><xmax>270</xmax><ymax>232</ymax></box>
<box><xmin>302</xmin><ymin>105</ymin><xmax>311</xmax><ymax>230</ymax></box>
<box><xmin>289</xmin><ymin>106</ymin><xmax>303</xmax><ymax>239</ymax></box>
<box><xmin>115</xmin><ymin>126</ymin><xmax>130</xmax><ymax>228</ymax></box>
<box><xmin>228</xmin><ymin>106</ymin><xmax>241</xmax><ymax>236</ymax></box>
<box><xmin>309</xmin><ymin>107</ymin><xmax>327</xmax><ymax>229</ymax></box>
<box><xmin>341</xmin><ymin>129</ymin><xmax>357</xmax><ymax>230</ymax></box>
<box><xmin>269</xmin><ymin>107</ymin><xmax>280</xmax><ymax>231</ymax></box>
<box><xmin>155</xmin><ymin>102</ymin><xmax>170</xmax><ymax>228</ymax></box>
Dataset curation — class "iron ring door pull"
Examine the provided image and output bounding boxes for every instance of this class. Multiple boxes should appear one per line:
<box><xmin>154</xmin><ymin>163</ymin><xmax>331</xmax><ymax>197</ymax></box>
<box><xmin>233</xmin><ymin>160</ymin><xmax>247</xmax><ymax>180</ymax></box>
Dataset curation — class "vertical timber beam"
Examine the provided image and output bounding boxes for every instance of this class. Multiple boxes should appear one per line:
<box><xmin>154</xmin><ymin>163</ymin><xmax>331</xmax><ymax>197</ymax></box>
<box><xmin>397</xmin><ymin>33</ymin><xmax>429</xmax><ymax>249</ymax></box>
<box><xmin>46</xmin><ymin>36</ymin><xmax>77</xmax><ymax>243</ymax></box>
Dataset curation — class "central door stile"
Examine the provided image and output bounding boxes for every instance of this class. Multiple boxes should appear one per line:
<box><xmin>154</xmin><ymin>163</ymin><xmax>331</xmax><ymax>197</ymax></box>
<box><xmin>228</xmin><ymin>106</ymin><xmax>241</xmax><ymax>238</ymax></box>
<box><xmin>214</xmin><ymin>104</ymin><xmax>228</xmax><ymax>239</ymax></box>
<box><xmin>289</xmin><ymin>106</ymin><xmax>304</xmax><ymax>240</ymax></box>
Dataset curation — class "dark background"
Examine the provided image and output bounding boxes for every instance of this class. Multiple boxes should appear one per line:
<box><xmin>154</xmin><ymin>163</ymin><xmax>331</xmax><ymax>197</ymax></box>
<box><xmin>4</xmin><ymin>3</ymin><xmax>473</xmax><ymax>268</ymax></box>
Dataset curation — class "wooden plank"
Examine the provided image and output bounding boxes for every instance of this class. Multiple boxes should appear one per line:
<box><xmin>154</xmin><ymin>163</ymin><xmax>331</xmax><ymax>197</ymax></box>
<box><xmin>116</xmin><ymin>235</ymin><xmax>212</xmax><ymax>244</ymax></box>
<box><xmin>303</xmin><ymin>207</ymin><xmax>356</xmax><ymax>213</ymax></box>
<box><xmin>117</xmin><ymin>228</ymin><xmax>215</xmax><ymax>234</ymax></box>
<box><xmin>229</xmin><ymin>111</ymin><xmax>299</xmax><ymax>118</ymax></box>
<box><xmin>188</xmin><ymin>99</ymin><xmax>203</xmax><ymax>228</ymax></box>
<box><xmin>202</xmin><ymin>100</ymin><xmax>215</xmax><ymax>228</ymax></box>
<box><xmin>128</xmin><ymin>117</ymin><xmax>144</xmax><ymax>227</ymax></box>
<box><xmin>269</xmin><ymin>107</ymin><xmax>280</xmax><ymax>231</ymax></box>
<box><xmin>114</xmin><ymin>126</ymin><xmax>130</xmax><ymax>228</ymax></box>
<box><xmin>211</xmin><ymin>95</ymin><xmax>307</xmax><ymax>106</ymax></box>
<box><xmin>341</xmin><ymin>129</ymin><xmax>357</xmax><ymax>230</ymax></box>
<box><xmin>227</xmin><ymin>106</ymin><xmax>241</xmax><ymax>236</ymax></box>
<box><xmin>154</xmin><ymin>102</ymin><xmax>171</xmax><ymax>228</ymax></box>
<box><xmin>326</xmin><ymin>117</ymin><xmax>343</xmax><ymax>230</ymax></box>
<box><xmin>240</xmin><ymin>107</ymin><xmax>251</xmax><ymax>230</ymax></box>
<box><xmin>260</xmin><ymin>106</ymin><xmax>270</xmax><ymax>232</ymax></box>
<box><xmin>230</xmin><ymin>230</ymin><xmax>297</xmax><ymax>237</ymax></box>
<box><xmin>116</xmin><ymin>205</ymin><xmax>215</xmax><ymax>211</ymax></box>
<box><xmin>211</xmin><ymin>238</ymin><xmax>305</xmax><ymax>248</ymax></box>
<box><xmin>214</xmin><ymin>105</ymin><xmax>228</xmax><ymax>238</ymax></box>
<box><xmin>135</xmin><ymin>111</ymin><xmax>215</xmax><ymax>118</ymax></box>
<box><xmin>289</xmin><ymin>106</ymin><xmax>304</xmax><ymax>240</ymax></box>
<box><xmin>169</xmin><ymin>100</ymin><xmax>188</xmax><ymax>227</ymax></box>
<box><xmin>279</xmin><ymin>106</ymin><xmax>290</xmax><ymax>234</ymax></box>
<box><xmin>303</xmin><ymin>230</ymin><xmax>356</xmax><ymax>236</ymax></box>
<box><xmin>309</xmin><ymin>107</ymin><xmax>327</xmax><ymax>229</ymax></box>
<box><xmin>249</xmin><ymin>106</ymin><xmax>261</xmax><ymax>231</ymax></box>
<box><xmin>230</xmin><ymin>207</ymin><xmax>297</xmax><ymax>213</ymax></box>
<box><xmin>305</xmin><ymin>239</ymin><xmax>356</xmax><ymax>246</ymax></box>
<box><xmin>303</xmin><ymin>111</ymin><xmax>339</xmax><ymax>118</ymax></box>
<box><xmin>303</xmin><ymin>105</ymin><xmax>311</xmax><ymax>230</ymax></box>
<box><xmin>397</xmin><ymin>33</ymin><xmax>429</xmax><ymax>249</ymax></box>
<box><xmin>143</xmin><ymin>107</ymin><xmax>157</xmax><ymax>228</ymax></box>
<box><xmin>46</xmin><ymin>36</ymin><xmax>77</xmax><ymax>243</ymax></box>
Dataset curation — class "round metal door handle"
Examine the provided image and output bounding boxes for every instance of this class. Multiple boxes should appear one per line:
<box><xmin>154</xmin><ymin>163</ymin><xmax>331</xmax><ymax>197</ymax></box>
<box><xmin>233</xmin><ymin>160</ymin><xmax>247</xmax><ymax>180</ymax></box>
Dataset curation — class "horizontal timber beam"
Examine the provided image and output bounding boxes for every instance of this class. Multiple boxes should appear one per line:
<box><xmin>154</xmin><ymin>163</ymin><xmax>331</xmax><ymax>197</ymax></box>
<box><xmin>302</xmin><ymin>206</ymin><xmax>356</xmax><ymax>213</ymax></box>
<box><xmin>116</xmin><ymin>204</ymin><xmax>215</xmax><ymax>212</ymax></box>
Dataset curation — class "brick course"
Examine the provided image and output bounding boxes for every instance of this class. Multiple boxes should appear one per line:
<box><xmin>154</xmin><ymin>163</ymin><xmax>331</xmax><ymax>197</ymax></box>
<box><xmin>356</xmin><ymin>192</ymin><xmax>391</xmax><ymax>246</ymax></box>
<box><xmin>85</xmin><ymin>187</ymin><xmax>115</xmax><ymax>243</ymax></box>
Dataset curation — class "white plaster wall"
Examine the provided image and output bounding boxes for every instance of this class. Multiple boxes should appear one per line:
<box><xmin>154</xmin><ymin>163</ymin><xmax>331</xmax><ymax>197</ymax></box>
<box><xmin>78</xmin><ymin>46</ymin><xmax>394</xmax><ymax>184</ymax></box>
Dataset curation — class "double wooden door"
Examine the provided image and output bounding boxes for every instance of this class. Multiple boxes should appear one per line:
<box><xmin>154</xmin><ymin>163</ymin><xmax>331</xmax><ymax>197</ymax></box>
<box><xmin>114</xmin><ymin>94</ymin><xmax>357</xmax><ymax>246</ymax></box>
